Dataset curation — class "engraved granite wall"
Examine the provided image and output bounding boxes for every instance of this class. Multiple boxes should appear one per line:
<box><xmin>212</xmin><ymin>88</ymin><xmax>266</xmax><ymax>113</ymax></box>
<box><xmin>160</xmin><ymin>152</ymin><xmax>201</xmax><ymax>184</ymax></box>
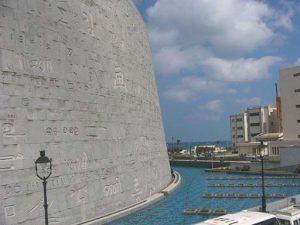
<box><xmin>0</xmin><ymin>1</ymin><xmax>171</xmax><ymax>224</ymax></box>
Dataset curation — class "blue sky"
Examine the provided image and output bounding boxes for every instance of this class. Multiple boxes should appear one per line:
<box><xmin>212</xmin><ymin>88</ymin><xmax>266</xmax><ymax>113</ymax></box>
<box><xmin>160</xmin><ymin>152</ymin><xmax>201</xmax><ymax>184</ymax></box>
<box><xmin>133</xmin><ymin>0</ymin><xmax>300</xmax><ymax>142</ymax></box>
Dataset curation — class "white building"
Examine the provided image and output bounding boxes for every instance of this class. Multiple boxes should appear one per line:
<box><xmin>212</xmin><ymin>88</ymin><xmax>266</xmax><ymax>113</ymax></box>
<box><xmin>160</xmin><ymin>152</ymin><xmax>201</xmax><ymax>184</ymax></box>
<box><xmin>230</xmin><ymin>105</ymin><xmax>279</xmax><ymax>152</ymax></box>
<box><xmin>230</xmin><ymin>113</ymin><xmax>248</xmax><ymax>150</ymax></box>
<box><xmin>280</xmin><ymin>66</ymin><xmax>300</xmax><ymax>141</ymax></box>
<box><xmin>231</xmin><ymin>66</ymin><xmax>300</xmax><ymax>165</ymax></box>
<box><xmin>247</xmin><ymin>105</ymin><xmax>279</xmax><ymax>142</ymax></box>
<box><xmin>266</xmin><ymin>66</ymin><xmax>300</xmax><ymax>166</ymax></box>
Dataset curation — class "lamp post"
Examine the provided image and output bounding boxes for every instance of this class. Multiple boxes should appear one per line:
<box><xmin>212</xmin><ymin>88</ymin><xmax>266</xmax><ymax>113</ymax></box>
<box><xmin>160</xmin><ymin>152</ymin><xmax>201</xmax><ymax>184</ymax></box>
<box><xmin>259</xmin><ymin>141</ymin><xmax>268</xmax><ymax>213</ymax></box>
<box><xmin>171</xmin><ymin>136</ymin><xmax>174</xmax><ymax>156</ymax></box>
<box><xmin>35</xmin><ymin>150</ymin><xmax>52</xmax><ymax>225</ymax></box>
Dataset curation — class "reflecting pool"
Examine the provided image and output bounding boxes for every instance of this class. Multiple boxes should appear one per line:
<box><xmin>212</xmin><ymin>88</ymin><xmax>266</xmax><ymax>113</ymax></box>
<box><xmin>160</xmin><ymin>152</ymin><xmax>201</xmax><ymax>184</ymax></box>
<box><xmin>108</xmin><ymin>166</ymin><xmax>300</xmax><ymax>225</ymax></box>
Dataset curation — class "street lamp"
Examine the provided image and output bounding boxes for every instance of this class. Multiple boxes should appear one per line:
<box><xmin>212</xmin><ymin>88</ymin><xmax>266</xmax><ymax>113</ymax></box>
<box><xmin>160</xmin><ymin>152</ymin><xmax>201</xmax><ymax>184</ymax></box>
<box><xmin>259</xmin><ymin>141</ymin><xmax>268</xmax><ymax>213</ymax></box>
<box><xmin>211</xmin><ymin>152</ymin><xmax>214</xmax><ymax>169</ymax></box>
<box><xmin>35</xmin><ymin>150</ymin><xmax>52</xmax><ymax>225</ymax></box>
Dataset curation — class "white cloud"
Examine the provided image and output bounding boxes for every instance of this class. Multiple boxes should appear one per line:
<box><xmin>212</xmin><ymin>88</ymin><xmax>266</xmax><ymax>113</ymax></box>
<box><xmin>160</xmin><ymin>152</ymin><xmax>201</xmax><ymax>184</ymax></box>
<box><xmin>184</xmin><ymin>113</ymin><xmax>221</xmax><ymax>123</ymax></box>
<box><xmin>163</xmin><ymin>77</ymin><xmax>231</xmax><ymax>102</ymax></box>
<box><xmin>146</xmin><ymin>0</ymin><xmax>292</xmax><ymax>79</ymax></box>
<box><xmin>163</xmin><ymin>88</ymin><xmax>192</xmax><ymax>102</ymax></box>
<box><xmin>202</xmin><ymin>56</ymin><xmax>282</xmax><ymax>82</ymax></box>
<box><xmin>242</xmin><ymin>87</ymin><xmax>252</xmax><ymax>94</ymax></box>
<box><xmin>236</xmin><ymin>97</ymin><xmax>262</xmax><ymax>107</ymax></box>
<box><xmin>294</xmin><ymin>58</ymin><xmax>300</xmax><ymax>66</ymax></box>
<box><xmin>147</xmin><ymin>0</ymin><xmax>292</xmax><ymax>56</ymax></box>
<box><xmin>272</xmin><ymin>0</ymin><xmax>294</xmax><ymax>31</ymax></box>
<box><xmin>203</xmin><ymin>100</ymin><xmax>223</xmax><ymax>112</ymax></box>
<box><xmin>149</xmin><ymin>28</ymin><xmax>179</xmax><ymax>50</ymax></box>
<box><xmin>153</xmin><ymin>46</ymin><xmax>210</xmax><ymax>75</ymax></box>
<box><xmin>180</xmin><ymin>77</ymin><xmax>222</xmax><ymax>91</ymax></box>
<box><xmin>227</xmin><ymin>88</ymin><xmax>237</xmax><ymax>95</ymax></box>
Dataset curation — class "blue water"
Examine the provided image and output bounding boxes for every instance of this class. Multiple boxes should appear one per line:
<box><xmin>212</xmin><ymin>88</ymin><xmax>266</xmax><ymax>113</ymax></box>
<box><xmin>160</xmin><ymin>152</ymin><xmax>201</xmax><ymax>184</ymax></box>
<box><xmin>108</xmin><ymin>166</ymin><xmax>300</xmax><ymax>225</ymax></box>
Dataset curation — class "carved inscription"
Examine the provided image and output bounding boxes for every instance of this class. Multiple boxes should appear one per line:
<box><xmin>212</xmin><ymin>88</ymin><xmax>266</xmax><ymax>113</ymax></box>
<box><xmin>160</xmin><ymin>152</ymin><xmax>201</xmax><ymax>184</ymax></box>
<box><xmin>0</xmin><ymin>72</ymin><xmax>102</xmax><ymax>94</ymax></box>
<box><xmin>65</xmin><ymin>152</ymin><xmax>88</xmax><ymax>173</ymax></box>
<box><xmin>22</xmin><ymin>98</ymin><xmax>30</xmax><ymax>106</ymax></box>
<box><xmin>4</xmin><ymin>205</ymin><xmax>16</xmax><ymax>218</ymax></box>
<box><xmin>103</xmin><ymin>178</ymin><xmax>123</xmax><ymax>198</ymax></box>
<box><xmin>2</xmin><ymin>123</ymin><xmax>25</xmax><ymax>137</ymax></box>
<box><xmin>100</xmin><ymin>165</ymin><xmax>120</xmax><ymax>179</ymax></box>
<box><xmin>85</xmin><ymin>125</ymin><xmax>107</xmax><ymax>137</ymax></box>
<box><xmin>82</xmin><ymin>12</ymin><xmax>94</xmax><ymax>36</ymax></box>
<box><xmin>131</xmin><ymin>178</ymin><xmax>142</xmax><ymax>202</ymax></box>
<box><xmin>0</xmin><ymin>1</ymin><xmax>169</xmax><ymax>224</ymax></box>
<box><xmin>45</xmin><ymin>126</ymin><xmax>78</xmax><ymax>136</ymax></box>
<box><xmin>29</xmin><ymin>198</ymin><xmax>61</xmax><ymax>223</ymax></box>
<box><xmin>2</xmin><ymin>183</ymin><xmax>22</xmax><ymax>196</ymax></box>
<box><xmin>56</xmin><ymin>5</ymin><xmax>68</xmax><ymax>24</ymax></box>
<box><xmin>71</xmin><ymin>184</ymin><xmax>88</xmax><ymax>203</ymax></box>
<box><xmin>29</xmin><ymin>60</ymin><xmax>52</xmax><ymax>72</ymax></box>
<box><xmin>114</xmin><ymin>67</ymin><xmax>126</xmax><ymax>89</ymax></box>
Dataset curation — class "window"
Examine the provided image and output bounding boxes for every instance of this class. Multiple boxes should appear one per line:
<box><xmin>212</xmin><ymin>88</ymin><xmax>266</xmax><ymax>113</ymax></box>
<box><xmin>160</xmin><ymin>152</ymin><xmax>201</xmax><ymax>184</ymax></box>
<box><xmin>297</xmin><ymin>120</ymin><xmax>300</xmax><ymax>123</ymax></box>
<box><xmin>237</xmin><ymin>127</ymin><xmax>243</xmax><ymax>130</ymax></box>
<box><xmin>250</xmin><ymin>112</ymin><xmax>260</xmax><ymax>116</ymax></box>
<box><xmin>237</xmin><ymin>135</ymin><xmax>243</xmax><ymax>138</ymax></box>
<box><xmin>250</xmin><ymin>123</ymin><xmax>260</xmax><ymax>126</ymax></box>
<box><xmin>298</xmin><ymin>135</ymin><xmax>300</xmax><ymax>139</ymax></box>
<box><xmin>277</xmin><ymin>218</ymin><xmax>291</xmax><ymax>225</ymax></box>
<box><xmin>237</xmin><ymin>118</ymin><xmax>243</xmax><ymax>122</ymax></box>
<box><xmin>294</xmin><ymin>73</ymin><xmax>300</xmax><ymax>77</ymax></box>
<box><xmin>272</xmin><ymin>147</ymin><xmax>279</xmax><ymax>155</ymax></box>
<box><xmin>295</xmin><ymin>89</ymin><xmax>300</xmax><ymax>93</ymax></box>
<box><xmin>232</xmin><ymin>135</ymin><xmax>235</xmax><ymax>138</ymax></box>
<box><xmin>293</xmin><ymin>220</ymin><xmax>299</xmax><ymax>225</ymax></box>
<box><xmin>296</xmin><ymin>105</ymin><xmax>300</xmax><ymax>108</ymax></box>
<box><xmin>251</xmin><ymin>133</ymin><xmax>260</xmax><ymax>137</ymax></box>
<box><xmin>254</xmin><ymin>217</ymin><xmax>280</xmax><ymax>225</ymax></box>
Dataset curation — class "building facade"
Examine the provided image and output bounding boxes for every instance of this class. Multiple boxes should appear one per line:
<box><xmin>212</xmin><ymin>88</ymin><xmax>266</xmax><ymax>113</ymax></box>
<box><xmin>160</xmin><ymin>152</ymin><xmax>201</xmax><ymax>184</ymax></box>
<box><xmin>280</xmin><ymin>66</ymin><xmax>300</xmax><ymax>141</ymax></box>
<box><xmin>230</xmin><ymin>105</ymin><xmax>279</xmax><ymax>153</ymax></box>
<box><xmin>230</xmin><ymin>113</ymin><xmax>248</xmax><ymax>150</ymax></box>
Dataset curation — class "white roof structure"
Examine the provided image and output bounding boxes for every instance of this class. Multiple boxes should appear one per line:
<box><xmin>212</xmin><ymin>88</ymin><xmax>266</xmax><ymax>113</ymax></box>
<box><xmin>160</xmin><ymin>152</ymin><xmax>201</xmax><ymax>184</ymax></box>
<box><xmin>194</xmin><ymin>211</ymin><xmax>276</xmax><ymax>225</ymax></box>
<box><xmin>276</xmin><ymin>205</ymin><xmax>300</xmax><ymax>216</ymax></box>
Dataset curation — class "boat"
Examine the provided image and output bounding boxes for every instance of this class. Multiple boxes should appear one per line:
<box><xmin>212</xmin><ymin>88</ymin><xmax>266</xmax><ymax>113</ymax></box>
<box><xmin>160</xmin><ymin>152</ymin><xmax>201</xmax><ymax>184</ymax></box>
<box><xmin>184</xmin><ymin>208</ymin><xmax>198</xmax><ymax>215</ymax></box>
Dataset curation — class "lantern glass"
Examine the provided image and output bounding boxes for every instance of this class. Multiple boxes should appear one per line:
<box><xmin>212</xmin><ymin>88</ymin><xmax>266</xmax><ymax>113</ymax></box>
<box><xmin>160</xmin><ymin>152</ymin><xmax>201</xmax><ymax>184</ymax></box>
<box><xmin>259</xmin><ymin>141</ymin><xmax>268</xmax><ymax>157</ymax></box>
<box><xmin>35</xmin><ymin>151</ymin><xmax>52</xmax><ymax>180</ymax></box>
<box><xmin>36</xmin><ymin>162</ymin><xmax>51</xmax><ymax>179</ymax></box>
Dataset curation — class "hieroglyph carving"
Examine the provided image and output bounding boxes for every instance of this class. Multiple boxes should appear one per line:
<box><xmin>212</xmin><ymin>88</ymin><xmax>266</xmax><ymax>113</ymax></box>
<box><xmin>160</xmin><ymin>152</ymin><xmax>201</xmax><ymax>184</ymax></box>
<box><xmin>4</xmin><ymin>205</ymin><xmax>15</xmax><ymax>218</ymax></box>
<box><xmin>131</xmin><ymin>178</ymin><xmax>142</xmax><ymax>202</ymax></box>
<box><xmin>65</xmin><ymin>152</ymin><xmax>88</xmax><ymax>173</ymax></box>
<box><xmin>114</xmin><ymin>66</ymin><xmax>126</xmax><ymax>90</ymax></box>
<box><xmin>103</xmin><ymin>178</ymin><xmax>123</xmax><ymax>198</ymax></box>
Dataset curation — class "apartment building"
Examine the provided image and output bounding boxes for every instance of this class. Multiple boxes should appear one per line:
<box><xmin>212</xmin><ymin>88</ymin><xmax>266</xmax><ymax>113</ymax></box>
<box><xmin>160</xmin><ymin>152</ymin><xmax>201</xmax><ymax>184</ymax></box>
<box><xmin>230</xmin><ymin>113</ymin><xmax>248</xmax><ymax>149</ymax></box>
<box><xmin>230</xmin><ymin>105</ymin><xmax>279</xmax><ymax>151</ymax></box>
<box><xmin>280</xmin><ymin>66</ymin><xmax>300</xmax><ymax>141</ymax></box>
<box><xmin>247</xmin><ymin>105</ymin><xmax>279</xmax><ymax>142</ymax></box>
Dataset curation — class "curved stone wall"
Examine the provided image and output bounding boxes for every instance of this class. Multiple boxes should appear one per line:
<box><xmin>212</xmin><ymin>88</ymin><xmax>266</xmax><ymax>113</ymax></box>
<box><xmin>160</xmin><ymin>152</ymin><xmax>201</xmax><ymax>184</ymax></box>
<box><xmin>0</xmin><ymin>1</ymin><xmax>171</xmax><ymax>224</ymax></box>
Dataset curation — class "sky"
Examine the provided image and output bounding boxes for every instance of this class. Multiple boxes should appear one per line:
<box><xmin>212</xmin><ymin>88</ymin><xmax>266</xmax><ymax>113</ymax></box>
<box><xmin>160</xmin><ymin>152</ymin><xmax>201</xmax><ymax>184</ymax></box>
<box><xmin>133</xmin><ymin>0</ymin><xmax>300</xmax><ymax>142</ymax></box>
